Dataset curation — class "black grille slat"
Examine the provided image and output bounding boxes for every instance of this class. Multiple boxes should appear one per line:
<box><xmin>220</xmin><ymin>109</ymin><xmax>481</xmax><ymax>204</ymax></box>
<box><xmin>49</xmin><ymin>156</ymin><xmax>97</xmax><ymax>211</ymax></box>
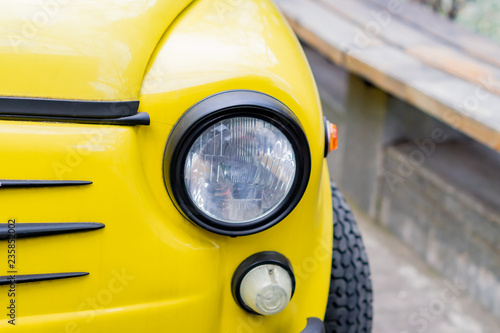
<box><xmin>0</xmin><ymin>180</ymin><xmax>92</xmax><ymax>189</ymax></box>
<box><xmin>0</xmin><ymin>222</ymin><xmax>104</xmax><ymax>240</ymax></box>
<box><xmin>0</xmin><ymin>273</ymin><xmax>89</xmax><ymax>285</ymax></box>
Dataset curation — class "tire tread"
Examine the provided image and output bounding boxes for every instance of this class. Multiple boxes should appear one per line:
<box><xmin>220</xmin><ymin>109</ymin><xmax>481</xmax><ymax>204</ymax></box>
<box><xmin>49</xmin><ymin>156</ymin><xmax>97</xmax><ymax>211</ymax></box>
<box><xmin>324</xmin><ymin>182</ymin><xmax>373</xmax><ymax>332</ymax></box>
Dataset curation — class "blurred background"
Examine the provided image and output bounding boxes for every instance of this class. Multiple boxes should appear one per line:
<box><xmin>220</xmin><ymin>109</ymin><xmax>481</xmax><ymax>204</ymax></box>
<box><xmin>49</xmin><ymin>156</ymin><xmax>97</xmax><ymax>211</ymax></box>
<box><xmin>276</xmin><ymin>0</ymin><xmax>500</xmax><ymax>332</ymax></box>
<box><xmin>412</xmin><ymin>0</ymin><xmax>500</xmax><ymax>42</ymax></box>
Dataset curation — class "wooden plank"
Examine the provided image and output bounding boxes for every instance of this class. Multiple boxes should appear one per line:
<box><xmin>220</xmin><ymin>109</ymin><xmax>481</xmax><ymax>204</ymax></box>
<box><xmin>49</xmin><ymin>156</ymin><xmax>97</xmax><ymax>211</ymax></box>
<box><xmin>318</xmin><ymin>0</ymin><xmax>500</xmax><ymax>96</ymax></box>
<box><xmin>278</xmin><ymin>0</ymin><xmax>383</xmax><ymax>67</ymax></box>
<box><xmin>406</xmin><ymin>45</ymin><xmax>500</xmax><ymax>95</ymax></box>
<box><xmin>319</xmin><ymin>0</ymin><xmax>441</xmax><ymax>48</ymax></box>
<box><xmin>350</xmin><ymin>45</ymin><xmax>500</xmax><ymax>148</ymax></box>
<box><xmin>275</xmin><ymin>0</ymin><xmax>500</xmax><ymax>151</ymax></box>
<box><xmin>365</xmin><ymin>0</ymin><xmax>500</xmax><ymax>69</ymax></box>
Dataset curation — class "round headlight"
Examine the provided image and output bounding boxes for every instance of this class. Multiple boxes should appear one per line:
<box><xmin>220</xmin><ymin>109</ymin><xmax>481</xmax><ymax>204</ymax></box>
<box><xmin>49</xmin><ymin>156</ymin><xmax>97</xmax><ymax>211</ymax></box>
<box><xmin>164</xmin><ymin>91</ymin><xmax>311</xmax><ymax>236</ymax></box>
<box><xmin>232</xmin><ymin>252</ymin><xmax>295</xmax><ymax>315</ymax></box>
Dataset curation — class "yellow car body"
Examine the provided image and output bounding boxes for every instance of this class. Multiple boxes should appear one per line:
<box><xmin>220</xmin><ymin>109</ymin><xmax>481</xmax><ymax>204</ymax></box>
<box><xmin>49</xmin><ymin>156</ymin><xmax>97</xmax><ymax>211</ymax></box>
<box><xmin>0</xmin><ymin>0</ymin><xmax>332</xmax><ymax>332</ymax></box>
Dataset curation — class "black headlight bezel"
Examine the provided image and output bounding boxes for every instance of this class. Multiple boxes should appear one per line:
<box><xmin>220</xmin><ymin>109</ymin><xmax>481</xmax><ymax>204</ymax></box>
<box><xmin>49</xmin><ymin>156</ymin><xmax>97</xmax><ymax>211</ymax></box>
<box><xmin>164</xmin><ymin>90</ymin><xmax>311</xmax><ymax>236</ymax></box>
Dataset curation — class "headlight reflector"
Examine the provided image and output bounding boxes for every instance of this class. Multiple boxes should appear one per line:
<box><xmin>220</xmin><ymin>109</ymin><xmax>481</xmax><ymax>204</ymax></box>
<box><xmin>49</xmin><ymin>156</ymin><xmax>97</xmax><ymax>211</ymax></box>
<box><xmin>184</xmin><ymin>117</ymin><xmax>297</xmax><ymax>223</ymax></box>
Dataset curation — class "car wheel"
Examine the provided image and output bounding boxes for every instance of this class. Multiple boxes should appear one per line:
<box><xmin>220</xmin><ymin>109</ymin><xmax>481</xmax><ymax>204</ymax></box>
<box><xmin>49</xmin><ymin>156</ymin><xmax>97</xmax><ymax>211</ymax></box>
<box><xmin>324</xmin><ymin>182</ymin><xmax>373</xmax><ymax>333</ymax></box>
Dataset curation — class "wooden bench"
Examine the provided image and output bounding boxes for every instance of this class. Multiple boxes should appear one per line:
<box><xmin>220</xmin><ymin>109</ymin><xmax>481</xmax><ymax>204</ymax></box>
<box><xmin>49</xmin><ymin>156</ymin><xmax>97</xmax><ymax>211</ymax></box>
<box><xmin>275</xmin><ymin>0</ymin><xmax>500</xmax><ymax>151</ymax></box>
<box><xmin>277</xmin><ymin>0</ymin><xmax>500</xmax><ymax>321</ymax></box>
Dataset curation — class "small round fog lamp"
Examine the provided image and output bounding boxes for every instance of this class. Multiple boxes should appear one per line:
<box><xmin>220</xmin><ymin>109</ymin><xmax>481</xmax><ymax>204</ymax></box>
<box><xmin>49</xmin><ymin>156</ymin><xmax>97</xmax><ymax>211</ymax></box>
<box><xmin>232</xmin><ymin>252</ymin><xmax>295</xmax><ymax>315</ymax></box>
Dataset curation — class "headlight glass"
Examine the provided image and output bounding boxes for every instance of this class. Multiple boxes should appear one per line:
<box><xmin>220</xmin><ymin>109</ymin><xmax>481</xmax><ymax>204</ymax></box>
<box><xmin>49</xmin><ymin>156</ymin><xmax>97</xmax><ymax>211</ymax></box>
<box><xmin>184</xmin><ymin>117</ymin><xmax>296</xmax><ymax>223</ymax></box>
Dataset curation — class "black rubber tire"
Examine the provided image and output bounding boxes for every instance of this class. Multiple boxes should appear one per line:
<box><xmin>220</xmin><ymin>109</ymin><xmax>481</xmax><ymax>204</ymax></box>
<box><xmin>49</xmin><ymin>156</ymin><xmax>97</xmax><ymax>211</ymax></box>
<box><xmin>324</xmin><ymin>182</ymin><xmax>373</xmax><ymax>333</ymax></box>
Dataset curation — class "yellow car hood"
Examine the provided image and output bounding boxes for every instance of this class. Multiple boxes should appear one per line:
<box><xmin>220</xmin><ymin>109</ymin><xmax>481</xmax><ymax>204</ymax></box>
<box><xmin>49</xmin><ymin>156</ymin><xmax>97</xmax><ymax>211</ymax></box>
<box><xmin>0</xmin><ymin>0</ymin><xmax>194</xmax><ymax>102</ymax></box>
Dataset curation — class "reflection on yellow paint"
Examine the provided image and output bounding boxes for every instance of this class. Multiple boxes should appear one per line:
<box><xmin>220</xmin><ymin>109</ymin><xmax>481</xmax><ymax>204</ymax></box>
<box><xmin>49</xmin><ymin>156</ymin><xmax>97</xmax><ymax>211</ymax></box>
<box><xmin>142</xmin><ymin>0</ymin><xmax>284</xmax><ymax>95</ymax></box>
<box><xmin>0</xmin><ymin>0</ymin><xmax>193</xmax><ymax>100</ymax></box>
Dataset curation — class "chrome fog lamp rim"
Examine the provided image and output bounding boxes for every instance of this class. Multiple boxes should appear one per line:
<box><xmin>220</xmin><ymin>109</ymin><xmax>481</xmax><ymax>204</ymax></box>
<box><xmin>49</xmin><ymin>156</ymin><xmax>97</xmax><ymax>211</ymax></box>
<box><xmin>163</xmin><ymin>90</ymin><xmax>311</xmax><ymax>236</ymax></box>
<box><xmin>231</xmin><ymin>251</ymin><xmax>296</xmax><ymax>315</ymax></box>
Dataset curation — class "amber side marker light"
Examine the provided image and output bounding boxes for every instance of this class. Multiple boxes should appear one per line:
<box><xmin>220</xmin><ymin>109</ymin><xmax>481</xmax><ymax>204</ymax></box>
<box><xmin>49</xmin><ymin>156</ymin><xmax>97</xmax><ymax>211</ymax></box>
<box><xmin>324</xmin><ymin>117</ymin><xmax>338</xmax><ymax>157</ymax></box>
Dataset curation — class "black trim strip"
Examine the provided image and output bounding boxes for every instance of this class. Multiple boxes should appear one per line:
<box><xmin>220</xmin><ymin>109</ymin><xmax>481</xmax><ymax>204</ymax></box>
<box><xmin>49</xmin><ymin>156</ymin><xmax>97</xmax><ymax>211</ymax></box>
<box><xmin>0</xmin><ymin>273</ymin><xmax>89</xmax><ymax>285</ymax></box>
<box><xmin>324</xmin><ymin>116</ymin><xmax>330</xmax><ymax>158</ymax></box>
<box><xmin>0</xmin><ymin>223</ymin><xmax>104</xmax><ymax>240</ymax></box>
<box><xmin>0</xmin><ymin>180</ymin><xmax>92</xmax><ymax>189</ymax></box>
<box><xmin>0</xmin><ymin>97</ymin><xmax>139</xmax><ymax>118</ymax></box>
<box><xmin>0</xmin><ymin>112</ymin><xmax>150</xmax><ymax>126</ymax></box>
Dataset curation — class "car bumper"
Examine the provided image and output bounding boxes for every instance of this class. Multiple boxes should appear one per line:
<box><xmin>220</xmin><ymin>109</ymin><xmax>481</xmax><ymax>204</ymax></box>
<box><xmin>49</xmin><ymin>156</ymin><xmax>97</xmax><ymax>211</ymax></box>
<box><xmin>300</xmin><ymin>318</ymin><xmax>325</xmax><ymax>333</ymax></box>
